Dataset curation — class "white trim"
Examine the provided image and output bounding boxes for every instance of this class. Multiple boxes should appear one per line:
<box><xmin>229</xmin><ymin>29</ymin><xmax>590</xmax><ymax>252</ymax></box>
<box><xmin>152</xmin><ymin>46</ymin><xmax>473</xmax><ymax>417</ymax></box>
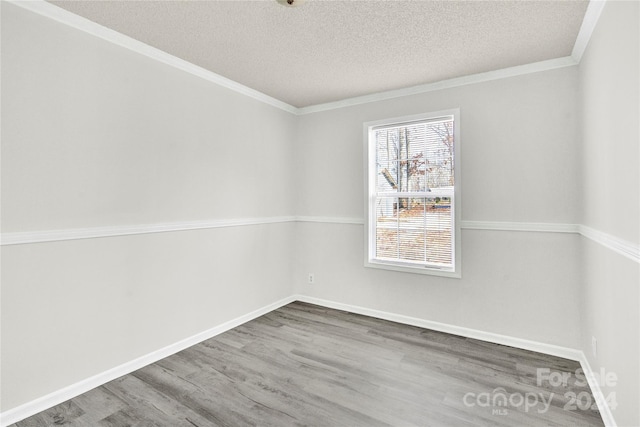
<box><xmin>5</xmin><ymin>0</ymin><xmax>298</xmax><ymax>115</ymax></box>
<box><xmin>572</xmin><ymin>0</ymin><xmax>607</xmax><ymax>62</ymax></box>
<box><xmin>0</xmin><ymin>295</ymin><xmax>297</xmax><ymax>427</ymax></box>
<box><xmin>0</xmin><ymin>216</ymin><xmax>295</xmax><ymax>246</ymax></box>
<box><xmin>0</xmin><ymin>294</ymin><xmax>618</xmax><ymax>426</ymax></box>
<box><xmin>296</xmin><ymin>218</ymin><xmax>583</xmax><ymax>233</ymax></box>
<box><xmin>295</xmin><ymin>219</ymin><xmax>639</xmax><ymax>265</ymax></box>
<box><xmin>0</xmin><ymin>217</ymin><xmax>359</xmax><ymax>246</ymax></box>
<box><xmin>294</xmin><ymin>295</ymin><xmax>582</xmax><ymax>361</ymax></box>
<box><xmin>298</xmin><ymin>57</ymin><xmax>578</xmax><ymax>114</ymax></box>
<box><xmin>296</xmin><ymin>295</ymin><xmax>617</xmax><ymax>426</ymax></box>
<box><xmin>577</xmin><ymin>352</ymin><xmax>617</xmax><ymax>427</ymax></box>
<box><xmin>6</xmin><ymin>1</ymin><xmax>600</xmax><ymax>116</ymax></box>
<box><xmin>461</xmin><ymin>220</ymin><xmax>579</xmax><ymax>234</ymax></box>
<box><xmin>365</xmin><ymin>259</ymin><xmax>461</xmax><ymax>279</ymax></box>
<box><xmin>294</xmin><ymin>216</ymin><xmax>364</xmax><ymax>225</ymax></box>
<box><xmin>579</xmin><ymin>225</ymin><xmax>640</xmax><ymax>264</ymax></box>
<box><xmin>5</xmin><ymin>219</ymin><xmax>637</xmax><ymax>266</ymax></box>
<box><xmin>363</xmin><ymin>109</ymin><xmax>462</xmax><ymax>277</ymax></box>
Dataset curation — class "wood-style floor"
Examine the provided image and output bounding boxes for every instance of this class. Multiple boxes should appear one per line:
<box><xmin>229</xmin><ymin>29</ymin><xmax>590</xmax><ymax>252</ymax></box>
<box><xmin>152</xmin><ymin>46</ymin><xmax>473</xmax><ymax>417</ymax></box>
<box><xmin>12</xmin><ymin>302</ymin><xmax>604</xmax><ymax>426</ymax></box>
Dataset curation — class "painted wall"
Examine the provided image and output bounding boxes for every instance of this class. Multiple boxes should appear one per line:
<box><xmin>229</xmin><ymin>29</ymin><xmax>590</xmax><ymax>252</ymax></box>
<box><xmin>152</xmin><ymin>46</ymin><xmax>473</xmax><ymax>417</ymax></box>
<box><xmin>293</xmin><ymin>67</ymin><xmax>583</xmax><ymax>348</ymax></box>
<box><xmin>578</xmin><ymin>1</ymin><xmax>640</xmax><ymax>425</ymax></box>
<box><xmin>294</xmin><ymin>68</ymin><xmax>581</xmax><ymax>223</ymax></box>
<box><xmin>3</xmin><ymin>0</ymin><xmax>638</xmax><ymax>424</ymax></box>
<box><xmin>1</xmin><ymin>2</ymin><xmax>295</xmax><ymax>411</ymax></box>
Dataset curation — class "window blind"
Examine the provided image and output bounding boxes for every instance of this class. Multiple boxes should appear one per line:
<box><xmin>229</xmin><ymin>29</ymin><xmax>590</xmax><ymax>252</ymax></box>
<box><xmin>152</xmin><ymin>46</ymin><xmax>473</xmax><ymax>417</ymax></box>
<box><xmin>372</xmin><ymin>117</ymin><xmax>455</xmax><ymax>269</ymax></box>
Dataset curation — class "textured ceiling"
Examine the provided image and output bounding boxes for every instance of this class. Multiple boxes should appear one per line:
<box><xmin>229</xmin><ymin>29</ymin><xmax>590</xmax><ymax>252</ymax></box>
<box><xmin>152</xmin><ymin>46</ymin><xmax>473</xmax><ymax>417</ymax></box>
<box><xmin>48</xmin><ymin>0</ymin><xmax>589</xmax><ymax>108</ymax></box>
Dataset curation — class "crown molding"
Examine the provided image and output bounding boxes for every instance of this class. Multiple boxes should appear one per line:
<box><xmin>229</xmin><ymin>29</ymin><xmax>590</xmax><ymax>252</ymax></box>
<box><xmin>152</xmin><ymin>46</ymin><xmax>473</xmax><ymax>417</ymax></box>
<box><xmin>7</xmin><ymin>0</ymin><xmax>604</xmax><ymax>116</ymax></box>
<box><xmin>297</xmin><ymin>56</ymin><xmax>578</xmax><ymax>115</ymax></box>
<box><xmin>572</xmin><ymin>0</ymin><xmax>607</xmax><ymax>62</ymax></box>
<box><xmin>5</xmin><ymin>0</ymin><xmax>298</xmax><ymax>115</ymax></box>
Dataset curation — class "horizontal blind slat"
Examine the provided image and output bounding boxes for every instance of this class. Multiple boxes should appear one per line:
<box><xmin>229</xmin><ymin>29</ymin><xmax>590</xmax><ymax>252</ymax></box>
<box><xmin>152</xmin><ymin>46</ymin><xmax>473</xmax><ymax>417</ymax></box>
<box><xmin>373</xmin><ymin>117</ymin><xmax>455</xmax><ymax>268</ymax></box>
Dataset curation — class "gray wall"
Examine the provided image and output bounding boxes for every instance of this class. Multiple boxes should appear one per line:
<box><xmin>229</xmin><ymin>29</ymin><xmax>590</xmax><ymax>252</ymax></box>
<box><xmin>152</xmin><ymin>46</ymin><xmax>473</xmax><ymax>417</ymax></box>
<box><xmin>292</xmin><ymin>67</ymin><xmax>584</xmax><ymax>348</ymax></box>
<box><xmin>2</xmin><ymin>1</ymin><xmax>638</xmax><ymax>425</ymax></box>
<box><xmin>578</xmin><ymin>1</ymin><xmax>639</xmax><ymax>425</ymax></box>
<box><xmin>1</xmin><ymin>2</ymin><xmax>296</xmax><ymax>411</ymax></box>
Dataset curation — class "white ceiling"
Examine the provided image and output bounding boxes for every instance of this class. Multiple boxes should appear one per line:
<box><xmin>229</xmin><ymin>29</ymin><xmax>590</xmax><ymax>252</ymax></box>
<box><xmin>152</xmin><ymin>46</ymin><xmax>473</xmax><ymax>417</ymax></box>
<box><xmin>48</xmin><ymin>0</ymin><xmax>590</xmax><ymax>108</ymax></box>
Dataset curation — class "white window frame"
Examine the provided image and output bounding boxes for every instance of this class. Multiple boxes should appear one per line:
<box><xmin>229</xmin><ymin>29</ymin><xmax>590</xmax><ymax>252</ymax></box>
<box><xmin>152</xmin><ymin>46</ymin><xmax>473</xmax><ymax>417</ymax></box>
<box><xmin>363</xmin><ymin>109</ymin><xmax>461</xmax><ymax>278</ymax></box>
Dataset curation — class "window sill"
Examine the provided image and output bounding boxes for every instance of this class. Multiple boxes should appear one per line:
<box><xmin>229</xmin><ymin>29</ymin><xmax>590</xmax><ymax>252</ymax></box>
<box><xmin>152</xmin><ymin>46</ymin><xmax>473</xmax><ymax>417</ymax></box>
<box><xmin>365</xmin><ymin>259</ymin><xmax>461</xmax><ymax>278</ymax></box>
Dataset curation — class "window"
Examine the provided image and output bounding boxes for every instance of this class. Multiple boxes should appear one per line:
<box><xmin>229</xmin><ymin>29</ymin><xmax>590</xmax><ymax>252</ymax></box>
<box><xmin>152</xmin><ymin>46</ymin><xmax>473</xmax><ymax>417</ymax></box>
<box><xmin>364</xmin><ymin>110</ymin><xmax>461</xmax><ymax>277</ymax></box>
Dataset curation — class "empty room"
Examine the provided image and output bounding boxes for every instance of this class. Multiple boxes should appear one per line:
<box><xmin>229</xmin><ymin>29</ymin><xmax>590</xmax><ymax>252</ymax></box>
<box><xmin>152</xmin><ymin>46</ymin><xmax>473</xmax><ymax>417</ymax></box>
<box><xmin>1</xmin><ymin>0</ymin><xmax>638</xmax><ymax>426</ymax></box>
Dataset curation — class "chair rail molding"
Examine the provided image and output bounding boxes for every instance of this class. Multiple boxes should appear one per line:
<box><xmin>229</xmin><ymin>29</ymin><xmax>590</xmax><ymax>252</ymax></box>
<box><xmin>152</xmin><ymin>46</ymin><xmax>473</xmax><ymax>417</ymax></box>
<box><xmin>578</xmin><ymin>224</ymin><xmax>640</xmax><ymax>264</ymax></box>
<box><xmin>4</xmin><ymin>217</ymin><xmax>638</xmax><ymax>265</ymax></box>
<box><xmin>0</xmin><ymin>217</ymin><xmax>296</xmax><ymax>246</ymax></box>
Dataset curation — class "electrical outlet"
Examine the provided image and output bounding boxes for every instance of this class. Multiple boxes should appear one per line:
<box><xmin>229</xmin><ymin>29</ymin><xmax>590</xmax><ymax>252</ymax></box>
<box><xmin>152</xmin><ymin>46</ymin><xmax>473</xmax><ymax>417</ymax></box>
<box><xmin>592</xmin><ymin>336</ymin><xmax>597</xmax><ymax>358</ymax></box>
<box><xmin>308</xmin><ymin>273</ymin><xmax>314</xmax><ymax>284</ymax></box>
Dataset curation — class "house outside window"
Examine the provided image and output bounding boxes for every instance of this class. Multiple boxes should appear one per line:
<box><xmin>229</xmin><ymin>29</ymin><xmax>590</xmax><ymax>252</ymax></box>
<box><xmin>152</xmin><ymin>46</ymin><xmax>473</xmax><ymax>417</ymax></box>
<box><xmin>364</xmin><ymin>109</ymin><xmax>461</xmax><ymax>277</ymax></box>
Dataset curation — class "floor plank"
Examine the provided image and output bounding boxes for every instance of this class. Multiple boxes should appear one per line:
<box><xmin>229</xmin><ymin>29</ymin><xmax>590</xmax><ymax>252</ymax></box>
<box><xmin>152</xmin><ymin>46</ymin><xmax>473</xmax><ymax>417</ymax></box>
<box><xmin>12</xmin><ymin>302</ymin><xmax>604</xmax><ymax>426</ymax></box>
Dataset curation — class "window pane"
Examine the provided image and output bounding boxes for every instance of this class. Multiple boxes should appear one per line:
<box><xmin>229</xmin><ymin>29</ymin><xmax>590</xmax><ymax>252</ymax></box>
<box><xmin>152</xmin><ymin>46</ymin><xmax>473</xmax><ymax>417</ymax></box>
<box><xmin>425</xmin><ymin>198</ymin><xmax>452</xmax><ymax>264</ymax></box>
<box><xmin>376</xmin><ymin>119</ymin><xmax>454</xmax><ymax>194</ymax></box>
<box><xmin>414</xmin><ymin>163</ymin><xmax>428</xmax><ymax>192</ymax></box>
<box><xmin>375</xmin><ymin>129</ymin><xmax>399</xmax><ymax>192</ymax></box>
<box><xmin>426</xmin><ymin>229</ymin><xmax>452</xmax><ymax>264</ymax></box>
<box><xmin>376</xmin><ymin>228</ymin><xmax>398</xmax><ymax>259</ymax></box>
<box><xmin>425</xmin><ymin>121</ymin><xmax>454</xmax><ymax>189</ymax></box>
<box><xmin>368</xmin><ymin>112</ymin><xmax>458</xmax><ymax>274</ymax></box>
<box><xmin>375</xmin><ymin>197</ymin><xmax>398</xmax><ymax>258</ymax></box>
<box><xmin>398</xmin><ymin>198</ymin><xmax>425</xmax><ymax>261</ymax></box>
<box><xmin>375</xmin><ymin>197</ymin><xmax>453</xmax><ymax>266</ymax></box>
<box><xmin>377</xmin><ymin>162</ymin><xmax>397</xmax><ymax>192</ymax></box>
<box><xmin>398</xmin><ymin>229</ymin><xmax>425</xmax><ymax>261</ymax></box>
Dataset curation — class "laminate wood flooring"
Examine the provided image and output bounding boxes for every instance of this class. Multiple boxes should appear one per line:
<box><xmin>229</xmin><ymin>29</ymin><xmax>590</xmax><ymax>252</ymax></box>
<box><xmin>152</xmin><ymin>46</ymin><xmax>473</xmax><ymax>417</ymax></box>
<box><xmin>11</xmin><ymin>302</ymin><xmax>605</xmax><ymax>426</ymax></box>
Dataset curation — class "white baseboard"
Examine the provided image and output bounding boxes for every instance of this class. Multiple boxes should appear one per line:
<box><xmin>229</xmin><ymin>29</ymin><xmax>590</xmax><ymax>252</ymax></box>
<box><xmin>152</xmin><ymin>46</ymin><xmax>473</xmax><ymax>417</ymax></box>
<box><xmin>0</xmin><ymin>295</ymin><xmax>296</xmax><ymax>427</ymax></box>
<box><xmin>294</xmin><ymin>294</ymin><xmax>617</xmax><ymax>426</ymax></box>
<box><xmin>577</xmin><ymin>352</ymin><xmax>618</xmax><ymax>427</ymax></box>
<box><xmin>294</xmin><ymin>295</ymin><xmax>582</xmax><ymax>360</ymax></box>
<box><xmin>1</xmin><ymin>294</ymin><xmax>617</xmax><ymax>427</ymax></box>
